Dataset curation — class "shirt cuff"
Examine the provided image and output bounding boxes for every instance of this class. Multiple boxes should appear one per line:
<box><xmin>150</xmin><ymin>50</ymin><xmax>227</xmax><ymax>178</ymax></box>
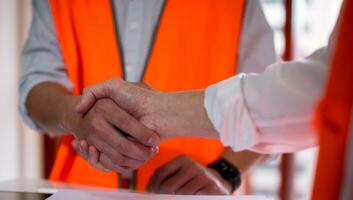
<box><xmin>19</xmin><ymin>75</ymin><xmax>73</xmax><ymax>133</ymax></box>
<box><xmin>204</xmin><ymin>74</ymin><xmax>259</xmax><ymax>152</ymax></box>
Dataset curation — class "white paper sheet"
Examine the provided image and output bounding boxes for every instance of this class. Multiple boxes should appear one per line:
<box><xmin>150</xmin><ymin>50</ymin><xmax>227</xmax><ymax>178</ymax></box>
<box><xmin>48</xmin><ymin>189</ymin><xmax>272</xmax><ymax>200</ymax></box>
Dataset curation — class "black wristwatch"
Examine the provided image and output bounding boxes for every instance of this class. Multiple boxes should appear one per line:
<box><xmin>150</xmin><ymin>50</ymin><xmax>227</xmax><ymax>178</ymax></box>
<box><xmin>207</xmin><ymin>158</ymin><xmax>241</xmax><ymax>192</ymax></box>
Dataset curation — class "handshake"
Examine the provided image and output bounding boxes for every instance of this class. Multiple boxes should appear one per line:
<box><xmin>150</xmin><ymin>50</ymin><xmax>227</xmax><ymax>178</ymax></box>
<box><xmin>69</xmin><ymin>78</ymin><xmax>218</xmax><ymax>174</ymax></box>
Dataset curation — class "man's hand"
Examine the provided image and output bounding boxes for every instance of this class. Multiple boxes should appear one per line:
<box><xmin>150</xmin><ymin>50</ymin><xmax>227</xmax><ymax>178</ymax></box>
<box><xmin>75</xmin><ymin>78</ymin><xmax>218</xmax><ymax>139</ymax></box>
<box><xmin>25</xmin><ymin>82</ymin><xmax>161</xmax><ymax>174</ymax></box>
<box><xmin>70</xmin><ymin>98</ymin><xmax>160</xmax><ymax>174</ymax></box>
<box><xmin>72</xmin><ymin>138</ymin><xmax>111</xmax><ymax>172</ymax></box>
<box><xmin>147</xmin><ymin>155</ymin><xmax>233</xmax><ymax>195</ymax></box>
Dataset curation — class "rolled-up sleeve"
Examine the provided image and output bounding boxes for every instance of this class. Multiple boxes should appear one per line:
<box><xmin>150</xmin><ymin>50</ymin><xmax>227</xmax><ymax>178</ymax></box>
<box><xmin>205</xmin><ymin>47</ymin><xmax>330</xmax><ymax>154</ymax></box>
<box><xmin>19</xmin><ymin>0</ymin><xmax>73</xmax><ymax>132</ymax></box>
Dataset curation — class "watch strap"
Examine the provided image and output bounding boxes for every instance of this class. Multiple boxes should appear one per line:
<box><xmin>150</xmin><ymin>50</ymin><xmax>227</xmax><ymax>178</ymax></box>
<box><xmin>208</xmin><ymin>158</ymin><xmax>242</xmax><ymax>192</ymax></box>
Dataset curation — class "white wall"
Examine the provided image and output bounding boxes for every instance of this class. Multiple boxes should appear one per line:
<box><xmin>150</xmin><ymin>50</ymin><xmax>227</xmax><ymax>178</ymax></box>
<box><xmin>0</xmin><ymin>0</ymin><xmax>43</xmax><ymax>182</ymax></box>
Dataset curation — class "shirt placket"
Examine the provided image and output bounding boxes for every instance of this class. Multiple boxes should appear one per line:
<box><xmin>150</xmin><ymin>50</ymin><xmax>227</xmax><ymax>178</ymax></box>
<box><xmin>123</xmin><ymin>0</ymin><xmax>144</xmax><ymax>82</ymax></box>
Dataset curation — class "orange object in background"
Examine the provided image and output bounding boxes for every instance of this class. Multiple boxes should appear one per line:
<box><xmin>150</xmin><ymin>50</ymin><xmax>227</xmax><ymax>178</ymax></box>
<box><xmin>312</xmin><ymin>0</ymin><xmax>353</xmax><ymax>199</ymax></box>
<box><xmin>49</xmin><ymin>0</ymin><xmax>245</xmax><ymax>190</ymax></box>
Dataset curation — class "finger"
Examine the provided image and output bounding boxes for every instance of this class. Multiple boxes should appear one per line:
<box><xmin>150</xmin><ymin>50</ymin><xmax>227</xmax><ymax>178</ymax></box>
<box><xmin>71</xmin><ymin>139</ymin><xmax>79</xmax><ymax>150</ymax></box>
<box><xmin>72</xmin><ymin>139</ymin><xmax>89</xmax><ymax>160</ymax></box>
<box><xmin>95</xmin><ymin>162</ymin><xmax>112</xmax><ymax>173</ymax></box>
<box><xmin>103</xmin><ymin>100</ymin><xmax>160</xmax><ymax>147</ymax></box>
<box><xmin>158</xmin><ymin>168</ymin><xmax>196</xmax><ymax>194</ymax></box>
<box><xmin>109</xmin><ymin>126</ymin><xmax>158</xmax><ymax>161</ymax></box>
<box><xmin>195</xmin><ymin>183</ymin><xmax>226</xmax><ymax>195</ymax></box>
<box><xmin>75</xmin><ymin>88</ymin><xmax>98</xmax><ymax>114</ymax></box>
<box><xmin>84</xmin><ymin>105</ymin><xmax>155</xmax><ymax>161</ymax></box>
<box><xmin>88</xmin><ymin>146</ymin><xmax>112</xmax><ymax>172</ymax></box>
<box><xmin>79</xmin><ymin>139</ymin><xmax>90</xmax><ymax>160</ymax></box>
<box><xmin>90</xmin><ymin>114</ymin><xmax>156</xmax><ymax>161</ymax></box>
<box><xmin>75</xmin><ymin>79</ymin><xmax>119</xmax><ymax>114</ymax></box>
<box><xmin>72</xmin><ymin>139</ymin><xmax>85</xmax><ymax>158</ymax></box>
<box><xmin>176</xmin><ymin>176</ymin><xmax>209</xmax><ymax>195</ymax></box>
<box><xmin>88</xmin><ymin>145</ymin><xmax>99</xmax><ymax>166</ymax></box>
<box><xmin>99</xmin><ymin>153</ymin><xmax>134</xmax><ymax>174</ymax></box>
<box><xmin>148</xmin><ymin>157</ymin><xmax>186</xmax><ymax>192</ymax></box>
<box><xmin>87</xmin><ymin>133</ymin><xmax>145</xmax><ymax>169</ymax></box>
<box><xmin>79</xmin><ymin>139</ymin><xmax>89</xmax><ymax>153</ymax></box>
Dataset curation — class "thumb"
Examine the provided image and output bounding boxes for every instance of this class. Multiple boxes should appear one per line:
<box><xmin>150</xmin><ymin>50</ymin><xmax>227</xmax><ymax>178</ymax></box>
<box><xmin>75</xmin><ymin>79</ymin><xmax>118</xmax><ymax>114</ymax></box>
<box><xmin>75</xmin><ymin>89</ymin><xmax>97</xmax><ymax>114</ymax></box>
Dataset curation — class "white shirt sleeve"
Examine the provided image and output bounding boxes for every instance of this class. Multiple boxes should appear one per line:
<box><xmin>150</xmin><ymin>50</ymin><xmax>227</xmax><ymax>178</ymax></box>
<box><xmin>205</xmin><ymin>47</ymin><xmax>330</xmax><ymax>154</ymax></box>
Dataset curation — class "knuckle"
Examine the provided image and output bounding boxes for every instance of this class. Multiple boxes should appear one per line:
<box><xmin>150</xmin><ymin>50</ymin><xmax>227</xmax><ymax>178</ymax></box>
<box><xmin>113</xmin><ymin>140</ymin><xmax>127</xmax><ymax>151</ymax></box>
<box><xmin>106</xmin><ymin>79</ymin><xmax>117</xmax><ymax>90</ymax></box>
<box><xmin>93</xmin><ymin>101</ymin><xmax>105</xmax><ymax>115</ymax></box>
<box><xmin>140</xmin><ymin>118</ymin><xmax>154</xmax><ymax>130</ymax></box>
<box><xmin>82</xmin><ymin>87</ymin><xmax>91</xmax><ymax>94</ymax></box>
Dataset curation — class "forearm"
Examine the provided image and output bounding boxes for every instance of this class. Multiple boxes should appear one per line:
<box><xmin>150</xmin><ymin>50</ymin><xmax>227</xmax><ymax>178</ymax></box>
<box><xmin>26</xmin><ymin>82</ymin><xmax>80</xmax><ymax>136</ymax></box>
<box><xmin>220</xmin><ymin>148</ymin><xmax>268</xmax><ymax>175</ymax></box>
<box><xmin>156</xmin><ymin>90</ymin><xmax>219</xmax><ymax>139</ymax></box>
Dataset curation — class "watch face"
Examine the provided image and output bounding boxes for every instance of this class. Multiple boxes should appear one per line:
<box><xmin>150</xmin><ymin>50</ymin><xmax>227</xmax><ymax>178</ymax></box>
<box><xmin>0</xmin><ymin>191</ymin><xmax>52</xmax><ymax>200</ymax></box>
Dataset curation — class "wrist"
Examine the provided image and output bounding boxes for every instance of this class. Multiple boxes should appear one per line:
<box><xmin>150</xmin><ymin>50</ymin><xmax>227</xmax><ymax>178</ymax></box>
<box><xmin>141</xmin><ymin>90</ymin><xmax>218</xmax><ymax>139</ymax></box>
<box><xmin>60</xmin><ymin>94</ymin><xmax>81</xmax><ymax>134</ymax></box>
<box><xmin>166</xmin><ymin>90</ymin><xmax>218</xmax><ymax>138</ymax></box>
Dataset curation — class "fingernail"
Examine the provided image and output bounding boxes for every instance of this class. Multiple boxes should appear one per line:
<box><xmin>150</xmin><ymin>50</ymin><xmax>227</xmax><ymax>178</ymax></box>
<box><xmin>80</xmin><ymin>140</ymin><xmax>87</xmax><ymax>151</ymax></box>
<box><xmin>78</xmin><ymin>144</ymin><xmax>83</xmax><ymax>154</ymax></box>
<box><xmin>151</xmin><ymin>146</ymin><xmax>159</xmax><ymax>154</ymax></box>
<box><xmin>71</xmin><ymin>140</ymin><xmax>77</xmax><ymax>148</ymax></box>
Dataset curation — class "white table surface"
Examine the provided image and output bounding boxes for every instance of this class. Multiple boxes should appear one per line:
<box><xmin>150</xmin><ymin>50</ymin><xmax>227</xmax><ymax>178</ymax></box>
<box><xmin>0</xmin><ymin>179</ymin><xmax>119</xmax><ymax>194</ymax></box>
<box><xmin>0</xmin><ymin>179</ymin><xmax>272</xmax><ymax>200</ymax></box>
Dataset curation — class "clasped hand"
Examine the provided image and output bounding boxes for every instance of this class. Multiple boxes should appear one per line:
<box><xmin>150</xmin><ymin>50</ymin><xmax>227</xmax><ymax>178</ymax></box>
<box><xmin>70</xmin><ymin>78</ymin><xmax>216</xmax><ymax>174</ymax></box>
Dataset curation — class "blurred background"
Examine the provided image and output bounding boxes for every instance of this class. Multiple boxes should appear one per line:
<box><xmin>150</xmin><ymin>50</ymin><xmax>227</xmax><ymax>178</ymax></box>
<box><xmin>0</xmin><ymin>0</ymin><xmax>343</xmax><ymax>199</ymax></box>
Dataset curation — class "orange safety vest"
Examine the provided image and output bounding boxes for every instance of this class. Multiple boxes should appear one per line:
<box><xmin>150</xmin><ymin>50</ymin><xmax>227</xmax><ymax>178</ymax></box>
<box><xmin>312</xmin><ymin>0</ymin><xmax>353</xmax><ymax>199</ymax></box>
<box><xmin>49</xmin><ymin>0</ymin><xmax>245</xmax><ymax>190</ymax></box>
